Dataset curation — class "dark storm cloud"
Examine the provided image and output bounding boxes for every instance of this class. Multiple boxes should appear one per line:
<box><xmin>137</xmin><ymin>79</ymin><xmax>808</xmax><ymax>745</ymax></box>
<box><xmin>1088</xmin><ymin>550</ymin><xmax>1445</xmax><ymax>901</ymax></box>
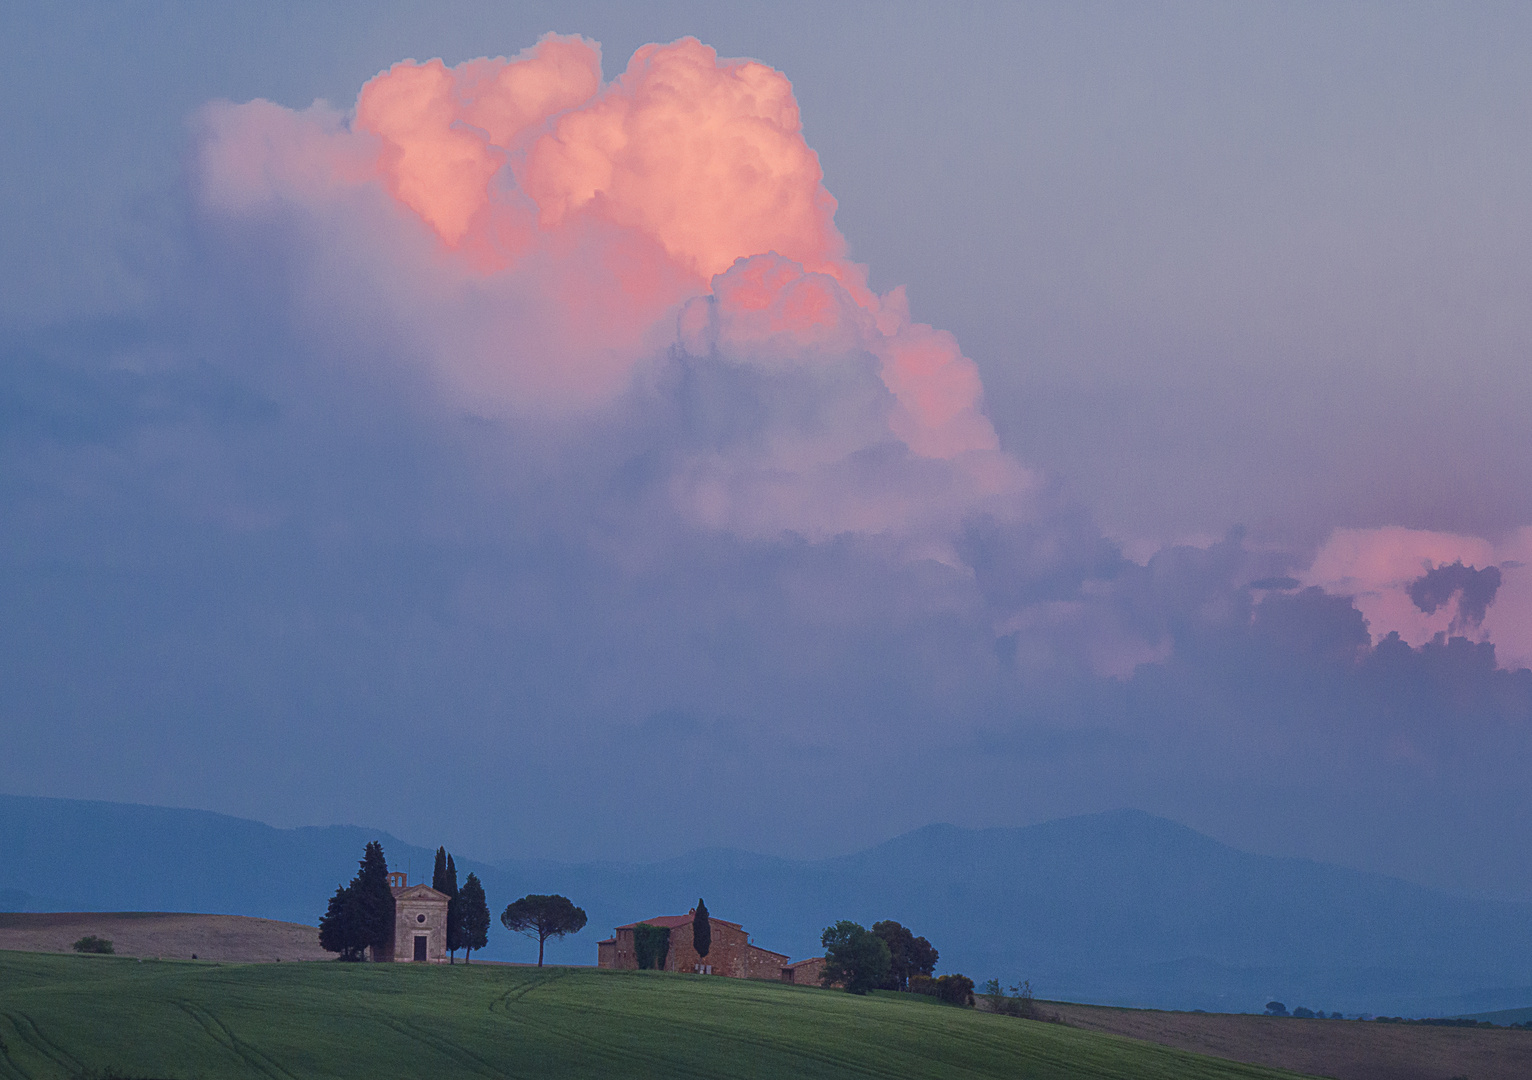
<box><xmin>1408</xmin><ymin>561</ymin><xmax>1503</xmax><ymax>628</ymax></box>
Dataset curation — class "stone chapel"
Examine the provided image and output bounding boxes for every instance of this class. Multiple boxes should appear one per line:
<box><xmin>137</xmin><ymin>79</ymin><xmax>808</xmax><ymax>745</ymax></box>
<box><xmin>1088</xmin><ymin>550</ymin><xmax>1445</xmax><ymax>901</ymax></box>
<box><xmin>370</xmin><ymin>871</ymin><xmax>451</xmax><ymax>962</ymax></box>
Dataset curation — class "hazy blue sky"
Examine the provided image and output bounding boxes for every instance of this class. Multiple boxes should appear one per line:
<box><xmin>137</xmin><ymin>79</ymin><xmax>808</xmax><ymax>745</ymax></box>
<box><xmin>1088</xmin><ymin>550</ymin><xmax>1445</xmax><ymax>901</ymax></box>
<box><xmin>3</xmin><ymin>2</ymin><xmax>1531</xmax><ymax>898</ymax></box>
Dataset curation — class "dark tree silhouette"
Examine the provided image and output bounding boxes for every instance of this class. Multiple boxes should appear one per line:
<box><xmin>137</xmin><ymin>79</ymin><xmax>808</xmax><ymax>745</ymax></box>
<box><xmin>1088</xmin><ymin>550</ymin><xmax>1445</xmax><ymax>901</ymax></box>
<box><xmin>871</xmin><ymin>920</ymin><xmax>939</xmax><ymax>991</ymax></box>
<box><xmin>319</xmin><ymin>882</ymin><xmax>367</xmax><ymax>960</ymax></box>
<box><xmin>355</xmin><ymin>840</ymin><xmax>396</xmax><ymax>959</ymax></box>
<box><xmin>821</xmin><ymin>920</ymin><xmax>891</xmax><ymax>995</ymax></box>
<box><xmin>693</xmin><ymin>898</ymin><xmax>711</xmax><ymax>959</ymax></box>
<box><xmin>459</xmin><ymin>872</ymin><xmax>490</xmax><ymax>963</ymax></box>
<box><xmin>320</xmin><ymin>841</ymin><xmax>394</xmax><ymax>961</ymax></box>
<box><xmin>500</xmin><ymin>894</ymin><xmax>589</xmax><ymax>967</ymax></box>
<box><xmin>447</xmin><ymin>853</ymin><xmax>464</xmax><ymax>962</ymax></box>
<box><xmin>432</xmin><ymin>848</ymin><xmax>463</xmax><ymax>963</ymax></box>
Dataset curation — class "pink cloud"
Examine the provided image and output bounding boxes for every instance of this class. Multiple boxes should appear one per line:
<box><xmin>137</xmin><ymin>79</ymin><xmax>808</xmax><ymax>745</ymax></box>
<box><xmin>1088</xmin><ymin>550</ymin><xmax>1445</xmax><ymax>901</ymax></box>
<box><xmin>193</xmin><ymin>34</ymin><xmax>1029</xmax><ymax>541</ymax></box>
<box><xmin>1304</xmin><ymin>525</ymin><xmax>1532</xmax><ymax>667</ymax></box>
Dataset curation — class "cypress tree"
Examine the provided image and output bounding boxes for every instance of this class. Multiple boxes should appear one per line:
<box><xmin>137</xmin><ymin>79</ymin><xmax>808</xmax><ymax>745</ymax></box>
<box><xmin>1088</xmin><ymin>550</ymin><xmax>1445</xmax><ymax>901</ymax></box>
<box><xmin>444</xmin><ymin>853</ymin><xmax>462</xmax><ymax>963</ymax></box>
<box><xmin>432</xmin><ymin>847</ymin><xmax>448</xmax><ymax>893</ymax></box>
<box><xmin>354</xmin><ymin>841</ymin><xmax>396</xmax><ymax>960</ymax></box>
<box><xmin>459</xmin><ymin>872</ymin><xmax>490</xmax><ymax>963</ymax></box>
<box><xmin>693</xmin><ymin>898</ymin><xmax>711</xmax><ymax>959</ymax></box>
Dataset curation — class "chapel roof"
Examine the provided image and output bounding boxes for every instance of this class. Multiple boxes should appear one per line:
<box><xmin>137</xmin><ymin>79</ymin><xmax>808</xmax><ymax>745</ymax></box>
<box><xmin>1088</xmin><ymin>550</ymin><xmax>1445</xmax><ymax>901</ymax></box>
<box><xmin>390</xmin><ymin>883</ymin><xmax>451</xmax><ymax>900</ymax></box>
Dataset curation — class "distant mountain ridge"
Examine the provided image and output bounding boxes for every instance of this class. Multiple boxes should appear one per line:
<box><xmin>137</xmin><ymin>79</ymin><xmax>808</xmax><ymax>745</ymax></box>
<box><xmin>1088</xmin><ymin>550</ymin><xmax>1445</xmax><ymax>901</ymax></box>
<box><xmin>2</xmin><ymin>793</ymin><xmax>1528</xmax><ymax>1016</ymax></box>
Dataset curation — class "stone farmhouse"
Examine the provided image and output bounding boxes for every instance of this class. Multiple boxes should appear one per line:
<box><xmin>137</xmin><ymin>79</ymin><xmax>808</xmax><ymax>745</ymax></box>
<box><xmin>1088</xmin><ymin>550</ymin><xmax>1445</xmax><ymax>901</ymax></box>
<box><xmin>597</xmin><ymin>909</ymin><xmax>826</xmax><ymax>984</ymax></box>
<box><xmin>371</xmin><ymin>872</ymin><xmax>450</xmax><ymax>963</ymax></box>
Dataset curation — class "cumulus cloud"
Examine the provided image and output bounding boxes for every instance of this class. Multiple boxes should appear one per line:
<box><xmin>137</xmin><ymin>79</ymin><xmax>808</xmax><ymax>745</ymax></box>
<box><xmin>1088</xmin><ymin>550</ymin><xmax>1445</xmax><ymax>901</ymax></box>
<box><xmin>193</xmin><ymin>34</ymin><xmax>1026</xmax><ymax>546</ymax></box>
<box><xmin>1303</xmin><ymin>526</ymin><xmax>1532</xmax><ymax>668</ymax></box>
<box><xmin>5</xmin><ymin>30</ymin><xmax>1532</xmax><ymax>894</ymax></box>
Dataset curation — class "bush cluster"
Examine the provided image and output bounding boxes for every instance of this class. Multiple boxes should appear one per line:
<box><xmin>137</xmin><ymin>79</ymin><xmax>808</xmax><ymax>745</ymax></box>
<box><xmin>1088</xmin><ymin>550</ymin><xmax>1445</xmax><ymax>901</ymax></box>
<box><xmin>979</xmin><ymin>978</ymin><xmax>1063</xmax><ymax>1021</ymax></box>
<box><xmin>910</xmin><ymin>973</ymin><xmax>975</xmax><ymax>1005</ymax></box>
<box><xmin>1265</xmin><ymin>1001</ymin><xmax>1343</xmax><ymax>1019</ymax></box>
<box><xmin>71</xmin><ymin>935</ymin><xmax>114</xmax><ymax>954</ymax></box>
<box><xmin>819</xmin><ymin>918</ymin><xmax>974</xmax><ymax>1003</ymax></box>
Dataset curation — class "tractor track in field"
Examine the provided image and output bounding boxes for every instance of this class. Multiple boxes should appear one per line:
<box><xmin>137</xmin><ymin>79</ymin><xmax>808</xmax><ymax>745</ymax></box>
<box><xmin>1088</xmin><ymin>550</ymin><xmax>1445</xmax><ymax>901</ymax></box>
<box><xmin>0</xmin><ymin>1028</ymin><xmax>34</xmax><ymax>1080</ymax></box>
<box><xmin>490</xmin><ymin>969</ymin><xmax>569</xmax><ymax>1012</ymax></box>
<box><xmin>483</xmin><ymin>981</ymin><xmax>731</xmax><ymax>1080</ymax></box>
<box><xmin>484</xmin><ymin>971</ymin><xmax>707</xmax><ymax>1078</ymax></box>
<box><xmin>0</xmin><ymin>1014</ymin><xmax>80</xmax><ymax>1079</ymax></box>
<box><xmin>372</xmin><ymin>1015</ymin><xmax>503</xmax><ymax>1079</ymax></box>
<box><xmin>175</xmin><ymin>1001</ymin><xmax>297</xmax><ymax>1080</ymax></box>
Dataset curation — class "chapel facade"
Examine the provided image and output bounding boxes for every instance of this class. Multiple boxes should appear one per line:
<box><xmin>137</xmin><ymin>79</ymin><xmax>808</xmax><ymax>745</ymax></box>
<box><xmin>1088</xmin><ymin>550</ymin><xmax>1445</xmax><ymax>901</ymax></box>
<box><xmin>370</xmin><ymin>872</ymin><xmax>451</xmax><ymax>962</ymax></box>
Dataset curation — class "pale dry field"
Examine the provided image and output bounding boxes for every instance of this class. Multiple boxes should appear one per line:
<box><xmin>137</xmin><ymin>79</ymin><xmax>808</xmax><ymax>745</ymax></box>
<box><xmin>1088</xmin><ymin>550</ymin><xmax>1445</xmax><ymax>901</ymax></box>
<box><xmin>0</xmin><ymin>911</ymin><xmax>329</xmax><ymax>962</ymax></box>
<box><xmin>1048</xmin><ymin>1000</ymin><xmax>1532</xmax><ymax>1080</ymax></box>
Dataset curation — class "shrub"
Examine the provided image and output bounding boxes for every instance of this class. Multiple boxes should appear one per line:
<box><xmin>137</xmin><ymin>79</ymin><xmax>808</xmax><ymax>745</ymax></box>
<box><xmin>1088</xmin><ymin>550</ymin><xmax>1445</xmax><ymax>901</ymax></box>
<box><xmin>935</xmin><ymin>974</ymin><xmax>975</xmax><ymax>1006</ymax></box>
<box><xmin>72</xmin><ymin>935</ymin><xmax>114</xmax><ymax>954</ymax></box>
<box><xmin>982</xmin><ymin>978</ymin><xmax>1039</xmax><ymax>1018</ymax></box>
<box><xmin>633</xmin><ymin>923</ymin><xmax>671</xmax><ymax>970</ymax></box>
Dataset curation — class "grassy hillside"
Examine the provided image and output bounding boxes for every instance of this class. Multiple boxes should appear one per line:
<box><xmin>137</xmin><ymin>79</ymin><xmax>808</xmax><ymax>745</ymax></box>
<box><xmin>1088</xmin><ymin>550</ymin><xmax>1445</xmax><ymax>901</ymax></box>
<box><xmin>0</xmin><ymin>952</ymin><xmax>1315</xmax><ymax>1080</ymax></box>
<box><xmin>1462</xmin><ymin>1005</ymin><xmax>1532</xmax><ymax>1025</ymax></box>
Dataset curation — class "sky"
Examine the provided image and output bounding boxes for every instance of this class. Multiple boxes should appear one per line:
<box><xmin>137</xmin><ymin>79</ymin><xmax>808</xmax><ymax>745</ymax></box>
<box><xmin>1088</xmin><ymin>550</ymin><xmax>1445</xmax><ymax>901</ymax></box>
<box><xmin>3</xmin><ymin>1</ymin><xmax>1532</xmax><ymax>899</ymax></box>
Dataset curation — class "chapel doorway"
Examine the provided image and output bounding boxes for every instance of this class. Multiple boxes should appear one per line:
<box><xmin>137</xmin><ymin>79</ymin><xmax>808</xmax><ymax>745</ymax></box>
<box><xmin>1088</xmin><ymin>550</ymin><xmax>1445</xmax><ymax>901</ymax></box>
<box><xmin>414</xmin><ymin>935</ymin><xmax>427</xmax><ymax>961</ymax></box>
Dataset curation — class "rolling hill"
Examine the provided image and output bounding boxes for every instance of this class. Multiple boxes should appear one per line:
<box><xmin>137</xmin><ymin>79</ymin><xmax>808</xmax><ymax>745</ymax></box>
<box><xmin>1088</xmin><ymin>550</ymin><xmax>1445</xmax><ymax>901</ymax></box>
<box><xmin>3</xmin><ymin>793</ymin><xmax>1530</xmax><ymax>1015</ymax></box>
<box><xmin>0</xmin><ymin>951</ymin><xmax>1313</xmax><ymax>1080</ymax></box>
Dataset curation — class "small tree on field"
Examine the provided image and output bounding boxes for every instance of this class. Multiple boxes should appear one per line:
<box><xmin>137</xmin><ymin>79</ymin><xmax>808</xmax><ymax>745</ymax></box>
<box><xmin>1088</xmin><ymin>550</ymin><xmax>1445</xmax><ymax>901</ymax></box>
<box><xmin>693</xmin><ymin>898</ymin><xmax>711</xmax><ymax>959</ymax></box>
<box><xmin>821</xmin><ymin>920</ymin><xmax>891</xmax><ymax>995</ymax></box>
<box><xmin>432</xmin><ymin>848</ymin><xmax>463</xmax><ymax>963</ymax></box>
<box><xmin>318</xmin><ymin>882</ymin><xmax>367</xmax><ymax>960</ymax></box>
<box><xmin>500</xmin><ymin>894</ymin><xmax>589</xmax><ymax>967</ymax></box>
<box><xmin>909</xmin><ymin>935</ymin><xmax>938</xmax><ymax>979</ymax></box>
<box><xmin>448</xmin><ymin>854</ymin><xmax>466</xmax><ymax>960</ymax></box>
<box><xmin>72</xmin><ymin>935</ymin><xmax>114</xmax><ymax>954</ymax></box>
<box><xmin>319</xmin><ymin>840</ymin><xmax>394</xmax><ymax>961</ymax></box>
<box><xmin>354</xmin><ymin>841</ymin><xmax>396</xmax><ymax>959</ymax></box>
<box><xmin>633</xmin><ymin>923</ymin><xmax>671</xmax><ymax>970</ymax></box>
<box><xmin>872</xmin><ymin>921</ymin><xmax>913</xmax><ymax>990</ymax></box>
<box><xmin>871</xmin><ymin>920</ymin><xmax>938</xmax><ymax>991</ymax></box>
<box><xmin>935</xmin><ymin>973</ymin><xmax>975</xmax><ymax>1006</ymax></box>
<box><xmin>981</xmin><ymin>978</ymin><xmax>1037</xmax><ymax>1018</ymax></box>
<box><xmin>459</xmin><ymin>873</ymin><xmax>490</xmax><ymax>963</ymax></box>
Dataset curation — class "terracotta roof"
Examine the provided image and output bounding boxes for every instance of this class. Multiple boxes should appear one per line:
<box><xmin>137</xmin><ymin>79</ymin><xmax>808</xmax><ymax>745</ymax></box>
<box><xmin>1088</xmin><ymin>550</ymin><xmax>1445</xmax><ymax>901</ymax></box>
<box><xmin>614</xmin><ymin>914</ymin><xmax>743</xmax><ymax>931</ymax></box>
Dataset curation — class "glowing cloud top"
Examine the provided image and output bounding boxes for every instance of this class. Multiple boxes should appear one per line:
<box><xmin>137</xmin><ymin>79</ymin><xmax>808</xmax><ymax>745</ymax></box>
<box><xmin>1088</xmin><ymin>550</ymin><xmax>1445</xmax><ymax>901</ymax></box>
<box><xmin>196</xmin><ymin>34</ymin><xmax>1026</xmax><ymax>542</ymax></box>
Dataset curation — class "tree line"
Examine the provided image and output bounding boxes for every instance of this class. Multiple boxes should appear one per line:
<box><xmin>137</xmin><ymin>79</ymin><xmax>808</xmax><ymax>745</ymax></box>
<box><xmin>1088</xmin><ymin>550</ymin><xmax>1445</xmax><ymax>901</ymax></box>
<box><xmin>819</xmin><ymin>919</ymin><xmax>973</xmax><ymax>1004</ymax></box>
<box><xmin>318</xmin><ymin>841</ymin><xmax>587</xmax><ymax>966</ymax></box>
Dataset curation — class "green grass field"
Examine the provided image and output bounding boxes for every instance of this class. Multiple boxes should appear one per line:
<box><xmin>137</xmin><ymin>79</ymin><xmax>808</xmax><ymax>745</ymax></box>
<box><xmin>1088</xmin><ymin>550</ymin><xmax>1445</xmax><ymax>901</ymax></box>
<box><xmin>0</xmin><ymin>951</ymin><xmax>1317</xmax><ymax>1080</ymax></box>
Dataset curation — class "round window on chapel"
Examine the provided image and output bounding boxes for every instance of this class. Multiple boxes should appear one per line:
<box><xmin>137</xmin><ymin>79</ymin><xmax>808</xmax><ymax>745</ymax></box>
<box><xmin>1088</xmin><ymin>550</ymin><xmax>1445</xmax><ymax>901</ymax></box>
<box><xmin>417</xmin><ymin>914</ymin><xmax>426</xmax><ymax>923</ymax></box>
